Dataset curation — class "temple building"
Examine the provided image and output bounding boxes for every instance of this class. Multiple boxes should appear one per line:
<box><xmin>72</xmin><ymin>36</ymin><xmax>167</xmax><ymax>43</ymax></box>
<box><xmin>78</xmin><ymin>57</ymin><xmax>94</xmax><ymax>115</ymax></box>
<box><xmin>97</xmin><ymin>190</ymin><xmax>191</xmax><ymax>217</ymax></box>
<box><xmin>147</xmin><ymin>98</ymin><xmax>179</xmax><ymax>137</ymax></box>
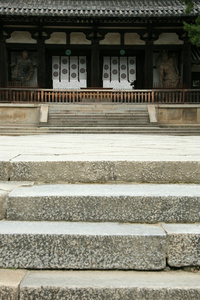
<box><xmin>0</xmin><ymin>0</ymin><xmax>200</xmax><ymax>91</ymax></box>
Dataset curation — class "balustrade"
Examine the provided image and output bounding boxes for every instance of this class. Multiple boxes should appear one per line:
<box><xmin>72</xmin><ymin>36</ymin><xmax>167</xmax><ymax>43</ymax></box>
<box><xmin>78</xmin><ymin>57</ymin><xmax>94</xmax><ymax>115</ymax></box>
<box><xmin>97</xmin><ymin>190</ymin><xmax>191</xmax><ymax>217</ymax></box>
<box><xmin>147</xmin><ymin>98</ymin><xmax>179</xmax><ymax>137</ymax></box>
<box><xmin>0</xmin><ymin>88</ymin><xmax>199</xmax><ymax>104</ymax></box>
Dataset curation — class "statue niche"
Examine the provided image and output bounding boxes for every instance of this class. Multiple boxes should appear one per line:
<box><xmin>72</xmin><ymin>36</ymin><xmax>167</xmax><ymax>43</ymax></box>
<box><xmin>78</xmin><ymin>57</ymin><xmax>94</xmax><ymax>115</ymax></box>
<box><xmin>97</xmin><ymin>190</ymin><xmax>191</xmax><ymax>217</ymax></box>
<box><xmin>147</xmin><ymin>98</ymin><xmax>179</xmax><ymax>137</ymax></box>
<box><xmin>11</xmin><ymin>50</ymin><xmax>34</xmax><ymax>83</ymax></box>
<box><xmin>158</xmin><ymin>52</ymin><xmax>180</xmax><ymax>88</ymax></box>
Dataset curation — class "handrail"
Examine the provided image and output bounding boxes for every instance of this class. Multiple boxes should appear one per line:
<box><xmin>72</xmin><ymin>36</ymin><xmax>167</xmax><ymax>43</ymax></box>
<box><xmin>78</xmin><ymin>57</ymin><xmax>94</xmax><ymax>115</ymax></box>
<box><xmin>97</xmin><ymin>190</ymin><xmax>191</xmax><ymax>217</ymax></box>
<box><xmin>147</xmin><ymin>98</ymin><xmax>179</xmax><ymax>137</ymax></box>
<box><xmin>0</xmin><ymin>88</ymin><xmax>200</xmax><ymax>104</ymax></box>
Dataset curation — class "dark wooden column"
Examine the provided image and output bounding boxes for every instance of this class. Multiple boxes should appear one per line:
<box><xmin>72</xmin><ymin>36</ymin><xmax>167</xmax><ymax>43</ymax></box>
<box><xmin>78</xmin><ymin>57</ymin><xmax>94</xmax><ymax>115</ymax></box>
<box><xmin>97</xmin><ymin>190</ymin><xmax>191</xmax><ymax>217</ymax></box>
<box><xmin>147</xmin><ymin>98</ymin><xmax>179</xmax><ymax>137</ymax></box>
<box><xmin>178</xmin><ymin>32</ymin><xmax>192</xmax><ymax>89</ymax></box>
<box><xmin>0</xmin><ymin>30</ymin><xmax>8</xmax><ymax>87</ymax></box>
<box><xmin>144</xmin><ymin>38</ymin><xmax>154</xmax><ymax>89</ymax></box>
<box><xmin>37</xmin><ymin>33</ymin><xmax>46</xmax><ymax>88</ymax></box>
<box><xmin>87</xmin><ymin>29</ymin><xmax>104</xmax><ymax>88</ymax></box>
<box><xmin>140</xmin><ymin>30</ymin><xmax>158</xmax><ymax>89</ymax></box>
<box><xmin>90</xmin><ymin>38</ymin><xmax>101</xmax><ymax>87</ymax></box>
<box><xmin>32</xmin><ymin>30</ymin><xmax>48</xmax><ymax>88</ymax></box>
<box><xmin>183</xmin><ymin>39</ymin><xmax>192</xmax><ymax>89</ymax></box>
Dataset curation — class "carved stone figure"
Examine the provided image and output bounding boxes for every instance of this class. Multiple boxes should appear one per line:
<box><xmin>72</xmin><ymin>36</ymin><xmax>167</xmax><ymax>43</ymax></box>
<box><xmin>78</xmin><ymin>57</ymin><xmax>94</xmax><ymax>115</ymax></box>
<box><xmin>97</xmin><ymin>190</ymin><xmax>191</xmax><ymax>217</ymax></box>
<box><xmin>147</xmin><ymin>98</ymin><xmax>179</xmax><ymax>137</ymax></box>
<box><xmin>11</xmin><ymin>50</ymin><xmax>34</xmax><ymax>82</ymax></box>
<box><xmin>158</xmin><ymin>52</ymin><xmax>180</xmax><ymax>88</ymax></box>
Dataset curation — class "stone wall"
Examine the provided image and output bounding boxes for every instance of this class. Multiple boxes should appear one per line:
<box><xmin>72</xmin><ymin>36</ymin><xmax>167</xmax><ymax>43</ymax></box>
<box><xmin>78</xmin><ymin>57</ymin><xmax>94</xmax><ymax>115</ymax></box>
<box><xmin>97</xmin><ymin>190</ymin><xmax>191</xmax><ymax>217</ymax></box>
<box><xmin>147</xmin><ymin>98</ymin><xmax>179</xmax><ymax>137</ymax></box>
<box><xmin>157</xmin><ymin>105</ymin><xmax>200</xmax><ymax>124</ymax></box>
<box><xmin>0</xmin><ymin>105</ymin><xmax>40</xmax><ymax>125</ymax></box>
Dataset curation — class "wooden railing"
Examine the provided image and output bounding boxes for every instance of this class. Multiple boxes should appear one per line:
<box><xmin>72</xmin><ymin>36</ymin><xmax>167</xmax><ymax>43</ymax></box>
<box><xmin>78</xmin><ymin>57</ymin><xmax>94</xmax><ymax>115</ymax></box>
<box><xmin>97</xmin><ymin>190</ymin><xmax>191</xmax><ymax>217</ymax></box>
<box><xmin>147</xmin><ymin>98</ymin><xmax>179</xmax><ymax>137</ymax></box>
<box><xmin>0</xmin><ymin>88</ymin><xmax>200</xmax><ymax>104</ymax></box>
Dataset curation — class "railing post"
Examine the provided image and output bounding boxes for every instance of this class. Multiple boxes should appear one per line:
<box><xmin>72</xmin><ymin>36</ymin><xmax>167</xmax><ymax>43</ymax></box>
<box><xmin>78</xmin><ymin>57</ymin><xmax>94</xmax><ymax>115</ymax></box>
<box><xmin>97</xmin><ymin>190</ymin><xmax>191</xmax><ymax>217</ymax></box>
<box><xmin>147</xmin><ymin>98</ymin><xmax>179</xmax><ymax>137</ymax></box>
<box><xmin>152</xmin><ymin>90</ymin><xmax>154</xmax><ymax>103</ymax></box>
<box><xmin>183</xmin><ymin>89</ymin><xmax>185</xmax><ymax>103</ymax></box>
<box><xmin>41</xmin><ymin>90</ymin><xmax>44</xmax><ymax>103</ymax></box>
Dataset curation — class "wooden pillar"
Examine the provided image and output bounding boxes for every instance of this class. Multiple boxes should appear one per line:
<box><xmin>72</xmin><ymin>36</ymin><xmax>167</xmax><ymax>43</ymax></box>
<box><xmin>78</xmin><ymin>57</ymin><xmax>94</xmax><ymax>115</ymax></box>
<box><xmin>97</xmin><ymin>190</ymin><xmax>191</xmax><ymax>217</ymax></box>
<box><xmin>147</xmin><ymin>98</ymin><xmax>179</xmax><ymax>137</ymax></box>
<box><xmin>0</xmin><ymin>31</ymin><xmax>7</xmax><ymax>87</ymax></box>
<box><xmin>136</xmin><ymin>54</ymin><xmax>145</xmax><ymax>89</ymax></box>
<box><xmin>183</xmin><ymin>40</ymin><xmax>192</xmax><ymax>89</ymax></box>
<box><xmin>91</xmin><ymin>38</ymin><xmax>101</xmax><ymax>87</ymax></box>
<box><xmin>37</xmin><ymin>33</ymin><xmax>46</xmax><ymax>88</ymax></box>
<box><xmin>144</xmin><ymin>39</ymin><xmax>154</xmax><ymax>89</ymax></box>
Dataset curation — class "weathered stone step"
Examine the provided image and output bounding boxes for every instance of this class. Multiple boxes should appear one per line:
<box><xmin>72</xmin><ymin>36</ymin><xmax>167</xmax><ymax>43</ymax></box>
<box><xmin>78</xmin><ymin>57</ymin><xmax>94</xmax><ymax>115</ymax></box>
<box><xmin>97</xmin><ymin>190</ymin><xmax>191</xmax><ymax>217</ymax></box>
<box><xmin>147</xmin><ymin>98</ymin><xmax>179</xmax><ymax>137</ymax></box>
<box><xmin>48</xmin><ymin>115</ymin><xmax>150</xmax><ymax>126</ymax></box>
<box><xmin>1</xmin><ymin>125</ymin><xmax>200</xmax><ymax>135</ymax></box>
<box><xmin>2</xmin><ymin>156</ymin><xmax>200</xmax><ymax>183</ymax></box>
<box><xmin>48</xmin><ymin>117</ymin><xmax>149</xmax><ymax>121</ymax></box>
<box><xmin>0</xmin><ymin>221</ymin><xmax>166</xmax><ymax>270</ymax></box>
<box><xmin>2</xmin><ymin>131</ymin><xmax>200</xmax><ymax>136</ymax></box>
<box><xmin>163</xmin><ymin>224</ymin><xmax>200</xmax><ymax>267</ymax></box>
<box><xmin>49</xmin><ymin>117</ymin><xmax>149</xmax><ymax>120</ymax></box>
<box><xmin>7</xmin><ymin>184</ymin><xmax>200</xmax><ymax>223</ymax></box>
<box><xmin>48</xmin><ymin>104</ymin><xmax>148</xmax><ymax>114</ymax></box>
<box><xmin>0</xmin><ymin>269</ymin><xmax>27</xmax><ymax>300</ymax></box>
<box><xmin>18</xmin><ymin>270</ymin><xmax>200</xmax><ymax>300</ymax></box>
<box><xmin>0</xmin><ymin>221</ymin><xmax>199</xmax><ymax>270</ymax></box>
<box><xmin>49</xmin><ymin>112</ymin><xmax>149</xmax><ymax>116</ymax></box>
<box><xmin>48</xmin><ymin>123</ymin><xmax>150</xmax><ymax>127</ymax></box>
<box><xmin>2</xmin><ymin>269</ymin><xmax>200</xmax><ymax>300</ymax></box>
<box><xmin>48</xmin><ymin>120</ymin><xmax>149</xmax><ymax>124</ymax></box>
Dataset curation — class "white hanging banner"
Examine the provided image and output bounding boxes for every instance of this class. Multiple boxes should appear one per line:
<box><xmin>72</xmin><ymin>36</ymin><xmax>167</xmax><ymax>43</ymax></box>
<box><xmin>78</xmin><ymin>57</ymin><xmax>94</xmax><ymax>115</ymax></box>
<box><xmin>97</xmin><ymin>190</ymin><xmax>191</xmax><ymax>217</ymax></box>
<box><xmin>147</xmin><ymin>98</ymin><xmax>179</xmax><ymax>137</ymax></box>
<box><xmin>120</xmin><ymin>57</ymin><xmax>128</xmax><ymax>82</ymax></box>
<box><xmin>52</xmin><ymin>56</ymin><xmax>87</xmax><ymax>89</ymax></box>
<box><xmin>70</xmin><ymin>57</ymin><xmax>78</xmax><ymax>82</ymax></box>
<box><xmin>128</xmin><ymin>57</ymin><xmax>136</xmax><ymax>84</ymax></box>
<box><xmin>102</xmin><ymin>57</ymin><xmax>110</xmax><ymax>88</ymax></box>
<box><xmin>52</xmin><ymin>56</ymin><xmax>60</xmax><ymax>82</ymax></box>
<box><xmin>103</xmin><ymin>56</ymin><xmax>136</xmax><ymax>89</ymax></box>
<box><xmin>79</xmin><ymin>56</ymin><xmax>87</xmax><ymax>81</ymax></box>
<box><xmin>111</xmin><ymin>57</ymin><xmax>119</xmax><ymax>83</ymax></box>
<box><xmin>61</xmin><ymin>56</ymin><xmax>69</xmax><ymax>81</ymax></box>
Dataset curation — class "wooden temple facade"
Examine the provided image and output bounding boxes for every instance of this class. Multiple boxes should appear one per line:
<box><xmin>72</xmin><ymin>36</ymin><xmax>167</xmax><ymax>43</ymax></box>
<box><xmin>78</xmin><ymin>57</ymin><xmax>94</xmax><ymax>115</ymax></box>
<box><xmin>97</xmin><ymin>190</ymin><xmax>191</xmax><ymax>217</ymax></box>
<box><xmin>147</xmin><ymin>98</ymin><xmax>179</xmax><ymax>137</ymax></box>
<box><xmin>0</xmin><ymin>0</ymin><xmax>200</xmax><ymax>104</ymax></box>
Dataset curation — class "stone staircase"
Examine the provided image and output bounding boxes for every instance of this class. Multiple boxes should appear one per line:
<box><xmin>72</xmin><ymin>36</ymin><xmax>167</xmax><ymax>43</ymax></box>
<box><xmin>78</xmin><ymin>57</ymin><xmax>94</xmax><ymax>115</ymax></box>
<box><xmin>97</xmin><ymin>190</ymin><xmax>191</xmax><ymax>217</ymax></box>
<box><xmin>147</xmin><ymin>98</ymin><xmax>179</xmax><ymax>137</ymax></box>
<box><xmin>1</xmin><ymin>147</ymin><xmax>200</xmax><ymax>299</ymax></box>
<box><xmin>47</xmin><ymin>104</ymin><xmax>150</xmax><ymax>127</ymax></box>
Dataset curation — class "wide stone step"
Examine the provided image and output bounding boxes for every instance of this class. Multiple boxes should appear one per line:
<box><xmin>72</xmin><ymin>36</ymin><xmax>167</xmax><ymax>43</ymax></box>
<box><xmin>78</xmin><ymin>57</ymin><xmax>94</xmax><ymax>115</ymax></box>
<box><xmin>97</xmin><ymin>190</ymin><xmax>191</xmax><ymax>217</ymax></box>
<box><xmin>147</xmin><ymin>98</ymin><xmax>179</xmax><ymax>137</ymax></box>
<box><xmin>7</xmin><ymin>184</ymin><xmax>200</xmax><ymax>223</ymax></box>
<box><xmin>48</xmin><ymin>104</ymin><xmax>148</xmax><ymax>114</ymax></box>
<box><xmin>49</xmin><ymin>117</ymin><xmax>149</xmax><ymax>120</ymax></box>
<box><xmin>48</xmin><ymin>116</ymin><xmax>149</xmax><ymax>121</ymax></box>
<box><xmin>48</xmin><ymin>122</ymin><xmax>150</xmax><ymax>127</ymax></box>
<box><xmin>49</xmin><ymin>118</ymin><xmax>148</xmax><ymax>121</ymax></box>
<box><xmin>48</xmin><ymin>114</ymin><xmax>149</xmax><ymax>119</ymax></box>
<box><xmin>48</xmin><ymin>116</ymin><xmax>150</xmax><ymax>125</ymax></box>
<box><xmin>1</xmin><ymin>126</ymin><xmax>200</xmax><ymax>135</ymax></box>
<box><xmin>2</xmin><ymin>270</ymin><xmax>200</xmax><ymax>300</ymax></box>
<box><xmin>1</xmin><ymin>156</ymin><xmax>200</xmax><ymax>183</ymax></box>
<box><xmin>49</xmin><ymin>112</ymin><xmax>149</xmax><ymax>116</ymax></box>
<box><xmin>0</xmin><ymin>221</ymin><xmax>166</xmax><ymax>270</ymax></box>
<box><xmin>48</xmin><ymin>117</ymin><xmax>149</xmax><ymax>122</ymax></box>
